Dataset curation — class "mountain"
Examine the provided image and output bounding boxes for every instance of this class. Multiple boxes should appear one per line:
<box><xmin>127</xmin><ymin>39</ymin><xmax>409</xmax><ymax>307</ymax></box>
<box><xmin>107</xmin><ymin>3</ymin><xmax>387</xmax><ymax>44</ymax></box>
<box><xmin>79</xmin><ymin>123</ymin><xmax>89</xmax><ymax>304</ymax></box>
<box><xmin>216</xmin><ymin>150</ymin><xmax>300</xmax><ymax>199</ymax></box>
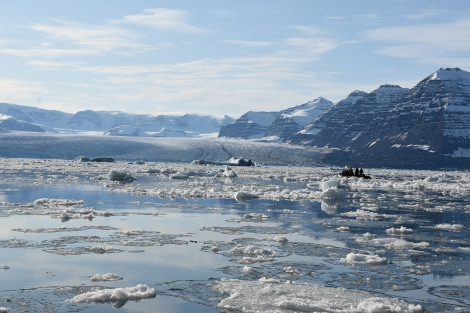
<box><xmin>288</xmin><ymin>68</ymin><xmax>470</xmax><ymax>169</ymax></box>
<box><xmin>218</xmin><ymin>97</ymin><xmax>334</xmax><ymax>141</ymax></box>
<box><xmin>218</xmin><ymin>111</ymin><xmax>279</xmax><ymax>139</ymax></box>
<box><xmin>0</xmin><ymin>103</ymin><xmax>234</xmax><ymax>138</ymax></box>
<box><xmin>1</xmin><ymin>67</ymin><xmax>470</xmax><ymax>169</ymax></box>
<box><xmin>289</xmin><ymin>86</ymin><xmax>409</xmax><ymax>148</ymax></box>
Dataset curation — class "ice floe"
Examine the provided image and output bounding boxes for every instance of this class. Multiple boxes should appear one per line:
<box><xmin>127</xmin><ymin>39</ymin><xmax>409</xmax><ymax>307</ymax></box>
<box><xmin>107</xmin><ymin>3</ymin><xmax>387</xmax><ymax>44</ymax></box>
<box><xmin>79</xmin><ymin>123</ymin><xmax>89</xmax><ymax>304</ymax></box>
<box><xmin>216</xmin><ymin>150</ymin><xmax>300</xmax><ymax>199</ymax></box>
<box><xmin>386</xmin><ymin>226</ymin><xmax>414</xmax><ymax>234</ymax></box>
<box><xmin>225</xmin><ymin>245</ymin><xmax>277</xmax><ymax>264</ymax></box>
<box><xmin>212</xmin><ymin>278</ymin><xmax>422</xmax><ymax>313</ymax></box>
<box><xmin>90</xmin><ymin>273</ymin><xmax>123</xmax><ymax>282</ymax></box>
<box><xmin>68</xmin><ymin>284</ymin><xmax>156</xmax><ymax>308</ymax></box>
<box><xmin>340</xmin><ymin>252</ymin><xmax>387</xmax><ymax>265</ymax></box>
<box><xmin>434</xmin><ymin>223</ymin><xmax>464</xmax><ymax>231</ymax></box>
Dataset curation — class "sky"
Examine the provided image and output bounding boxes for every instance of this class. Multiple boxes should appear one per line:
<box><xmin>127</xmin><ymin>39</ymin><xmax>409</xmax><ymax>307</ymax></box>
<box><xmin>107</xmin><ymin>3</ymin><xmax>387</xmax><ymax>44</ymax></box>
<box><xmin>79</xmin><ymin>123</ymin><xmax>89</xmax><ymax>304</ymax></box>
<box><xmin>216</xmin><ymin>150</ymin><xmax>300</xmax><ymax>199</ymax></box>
<box><xmin>0</xmin><ymin>0</ymin><xmax>469</xmax><ymax>118</ymax></box>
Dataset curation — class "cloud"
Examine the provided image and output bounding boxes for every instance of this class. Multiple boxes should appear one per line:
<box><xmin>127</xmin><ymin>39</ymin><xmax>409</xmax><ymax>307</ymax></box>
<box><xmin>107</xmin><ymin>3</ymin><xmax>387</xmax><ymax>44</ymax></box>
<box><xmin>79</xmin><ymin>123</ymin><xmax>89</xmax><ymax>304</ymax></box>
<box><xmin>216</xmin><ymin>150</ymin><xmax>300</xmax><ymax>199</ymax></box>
<box><xmin>27</xmin><ymin>60</ymin><xmax>85</xmax><ymax>70</ymax></box>
<box><xmin>284</xmin><ymin>37</ymin><xmax>337</xmax><ymax>55</ymax></box>
<box><xmin>0</xmin><ymin>9</ymin><xmax>203</xmax><ymax>59</ymax></box>
<box><xmin>121</xmin><ymin>8</ymin><xmax>206</xmax><ymax>33</ymax></box>
<box><xmin>0</xmin><ymin>47</ymin><xmax>98</xmax><ymax>58</ymax></box>
<box><xmin>288</xmin><ymin>25</ymin><xmax>324</xmax><ymax>35</ymax></box>
<box><xmin>0</xmin><ymin>78</ymin><xmax>46</xmax><ymax>101</ymax></box>
<box><xmin>31</xmin><ymin>19</ymin><xmax>152</xmax><ymax>55</ymax></box>
<box><xmin>354</xmin><ymin>13</ymin><xmax>382</xmax><ymax>25</ymax></box>
<box><xmin>364</xmin><ymin>19</ymin><xmax>470</xmax><ymax>63</ymax></box>
<box><xmin>64</xmin><ymin>44</ymin><xmax>343</xmax><ymax>115</ymax></box>
<box><xmin>222</xmin><ymin>40</ymin><xmax>274</xmax><ymax>48</ymax></box>
<box><xmin>405</xmin><ymin>9</ymin><xmax>446</xmax><ymax>20</ymax></box>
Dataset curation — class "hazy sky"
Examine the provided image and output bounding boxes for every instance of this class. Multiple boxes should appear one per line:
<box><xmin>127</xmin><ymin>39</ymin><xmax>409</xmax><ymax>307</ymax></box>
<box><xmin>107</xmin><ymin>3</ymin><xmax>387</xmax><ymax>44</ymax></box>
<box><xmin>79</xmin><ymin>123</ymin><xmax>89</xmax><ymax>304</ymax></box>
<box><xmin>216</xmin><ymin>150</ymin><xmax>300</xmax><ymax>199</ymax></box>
<box><xmin>0</xmin><ymin>1</ymin><xmax>469</xmax><ymax>117</ymax></box>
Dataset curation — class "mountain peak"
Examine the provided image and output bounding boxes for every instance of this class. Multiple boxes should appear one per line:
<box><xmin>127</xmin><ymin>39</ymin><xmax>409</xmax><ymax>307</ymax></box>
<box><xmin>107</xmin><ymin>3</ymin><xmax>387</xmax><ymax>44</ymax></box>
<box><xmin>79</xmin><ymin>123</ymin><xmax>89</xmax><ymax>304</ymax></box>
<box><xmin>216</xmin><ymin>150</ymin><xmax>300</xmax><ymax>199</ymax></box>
<box><xmin>430</xmin><ymin>67</ymin><xmax>469</xmax><ymax>81</ymax></box>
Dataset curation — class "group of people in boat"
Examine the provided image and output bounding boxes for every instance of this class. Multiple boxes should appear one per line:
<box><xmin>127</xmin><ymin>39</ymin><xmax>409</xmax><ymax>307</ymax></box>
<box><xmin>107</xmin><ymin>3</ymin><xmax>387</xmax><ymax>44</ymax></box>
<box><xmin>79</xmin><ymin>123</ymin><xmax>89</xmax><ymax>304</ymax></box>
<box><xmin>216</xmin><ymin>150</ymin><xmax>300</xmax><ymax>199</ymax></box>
<box><xmin>340</xmin><ymin>167</ymin><xmax>371</xmax><ymax>179</ymax></box>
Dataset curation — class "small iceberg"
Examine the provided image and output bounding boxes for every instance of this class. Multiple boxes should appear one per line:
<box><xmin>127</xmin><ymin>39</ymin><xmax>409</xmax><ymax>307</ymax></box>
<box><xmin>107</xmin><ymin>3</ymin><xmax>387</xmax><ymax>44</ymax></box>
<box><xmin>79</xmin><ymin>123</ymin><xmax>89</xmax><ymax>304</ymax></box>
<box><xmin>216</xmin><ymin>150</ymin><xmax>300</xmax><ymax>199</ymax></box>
<box><xmin>68</xmin><ymin>284</ymin><xmax>156</xmax><ymax>309</ymax></box>
<box><xmin>320</xmin><ymin>178</ymin><xmax>347</xmax><ymax>200</ymax></box>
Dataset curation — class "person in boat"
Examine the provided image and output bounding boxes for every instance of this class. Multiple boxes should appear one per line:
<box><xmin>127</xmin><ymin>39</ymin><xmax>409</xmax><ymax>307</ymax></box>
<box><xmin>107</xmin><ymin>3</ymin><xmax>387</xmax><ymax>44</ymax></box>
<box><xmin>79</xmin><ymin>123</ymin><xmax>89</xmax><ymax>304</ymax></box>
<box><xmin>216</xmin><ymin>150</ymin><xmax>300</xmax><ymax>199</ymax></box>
<box><xmin>355</xmin><ymin>167</ymin><xmax>359</xmax><ymax>176</ymax></box>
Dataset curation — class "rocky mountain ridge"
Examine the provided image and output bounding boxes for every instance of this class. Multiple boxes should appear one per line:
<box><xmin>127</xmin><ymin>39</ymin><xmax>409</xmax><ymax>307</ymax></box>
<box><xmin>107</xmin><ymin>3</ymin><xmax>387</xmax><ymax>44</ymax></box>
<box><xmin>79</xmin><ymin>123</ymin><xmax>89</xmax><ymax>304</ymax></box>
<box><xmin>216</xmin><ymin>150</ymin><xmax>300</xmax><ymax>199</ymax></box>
<box><xmin>218</xmin><ymin>97</ymin><xmax>334</xmax><ymax>142</ymax></box>
<box><xmin>287</xmin><ymin>68</ymin><xmax>470</xmax><ymax>169</ymax></box>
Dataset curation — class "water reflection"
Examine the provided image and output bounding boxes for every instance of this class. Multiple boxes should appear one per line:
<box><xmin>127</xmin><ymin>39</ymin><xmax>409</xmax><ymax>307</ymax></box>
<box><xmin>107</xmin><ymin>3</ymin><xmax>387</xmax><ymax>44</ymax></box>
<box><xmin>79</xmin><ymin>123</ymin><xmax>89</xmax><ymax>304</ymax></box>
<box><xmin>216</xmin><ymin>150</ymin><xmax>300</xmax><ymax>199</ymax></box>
<box><xmin>0</xmin><ymin>180</ymin><xmax>469</xmax><ymax>312</ymax></box>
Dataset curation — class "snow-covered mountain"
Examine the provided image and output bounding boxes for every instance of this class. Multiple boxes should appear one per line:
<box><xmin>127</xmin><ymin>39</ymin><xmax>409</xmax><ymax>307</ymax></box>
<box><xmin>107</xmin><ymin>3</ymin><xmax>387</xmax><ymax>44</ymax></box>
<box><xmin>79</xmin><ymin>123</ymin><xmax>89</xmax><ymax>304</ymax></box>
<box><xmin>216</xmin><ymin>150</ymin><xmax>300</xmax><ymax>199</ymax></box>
<box><xmin>289</xmin><ymin>85</ymin><xmax>409</xmax><ymax>148</ymax></box>
<box><xmin>1</xmin><ymin>67</ymin><xmax>470</xmax><ymax>169</ymax></box>
<box><xmin>288</xmin><ymin>68</ymin><xmax>470</xmax><ymax>169</ymax></box>
<box><xmin>0</xmin><ymin>103</ymin><xmax>234</xmax><ymax>138</ymax></box>
<box><xmin>218</xmin><ymin>97</ymin><xmax>334</xmax><ymax>141</ymax></box>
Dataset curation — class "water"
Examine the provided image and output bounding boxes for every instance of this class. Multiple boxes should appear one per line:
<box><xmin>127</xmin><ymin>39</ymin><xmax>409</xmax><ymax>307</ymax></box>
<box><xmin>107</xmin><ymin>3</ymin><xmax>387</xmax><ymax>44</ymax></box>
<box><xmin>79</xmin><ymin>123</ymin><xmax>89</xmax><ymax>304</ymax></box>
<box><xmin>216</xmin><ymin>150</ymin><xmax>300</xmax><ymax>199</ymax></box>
<box><xmin>0</xmin><ymin>159</ymin><xmax>469</xmax><ymax>312</ymax></box>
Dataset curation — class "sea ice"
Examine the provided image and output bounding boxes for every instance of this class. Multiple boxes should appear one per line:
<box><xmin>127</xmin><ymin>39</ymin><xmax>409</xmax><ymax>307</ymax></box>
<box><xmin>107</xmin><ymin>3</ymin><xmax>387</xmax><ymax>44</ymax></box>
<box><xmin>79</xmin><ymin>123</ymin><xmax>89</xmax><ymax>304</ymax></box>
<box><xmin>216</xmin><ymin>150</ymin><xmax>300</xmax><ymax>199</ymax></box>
<box><xmin>340</xmin><ymin>252</ymin><xmax>387</xmax><ymax>265</ymax></box>
<box><xmin>33</xmin><ymin>198</ymin><xmax>85</xmax><ymax>207</ymax></box>
<box><xmin>225</xmin><ymin>245</ymin><xmax>276</xmax><ymax>264</ymax></box>
<box><xmin>68</xmin><ymin>284</ymin><xmax>156</xmax><ymax>308</ymax></box>
<box><xmin>212</xmin><ymin>278</ymin><xmax>422</xmax><ymax>313</ymax></box>
<box><xmin>320</xmin><ymin>178</ymin><xmax>347</xmax><ymax>200</ymax></box>
<box><xmin>107</xmin><ymin>169</ymin><xmax>136</xmax><ymax>182</ymax></box>
<box><xmin>386</xmin><ymin>226</ymin><xmax>414</xmax><ymax>234</ymax></box>
<box><xmin>90</xmin><ymin>273</ymin><xmax>123</xmax><ymax>282</ymax></box>
<box><xmin>434</xmin><ymin>223</ymin><xmax>464</xmax><ymax>231</ymax></box>
<box><xmin>234</xmin><ymin>191</ymin><xmax>260</xmax><ymax>201</ymax></box>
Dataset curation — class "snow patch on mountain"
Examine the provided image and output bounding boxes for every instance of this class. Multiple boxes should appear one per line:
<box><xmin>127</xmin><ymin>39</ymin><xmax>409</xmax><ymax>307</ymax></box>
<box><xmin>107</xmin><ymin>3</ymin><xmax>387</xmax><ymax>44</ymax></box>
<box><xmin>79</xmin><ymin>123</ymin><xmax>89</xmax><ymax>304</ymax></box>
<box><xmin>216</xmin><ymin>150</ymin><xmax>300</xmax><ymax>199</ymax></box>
<box><xmin>280</xmin><ymin>97</ymin><xmax>333</xmax><ymax>126</ymax></box>
<box><xmin>244</xmin><ymin>112</ymin><xmax>277</xmax><ymax>127</ymax></box>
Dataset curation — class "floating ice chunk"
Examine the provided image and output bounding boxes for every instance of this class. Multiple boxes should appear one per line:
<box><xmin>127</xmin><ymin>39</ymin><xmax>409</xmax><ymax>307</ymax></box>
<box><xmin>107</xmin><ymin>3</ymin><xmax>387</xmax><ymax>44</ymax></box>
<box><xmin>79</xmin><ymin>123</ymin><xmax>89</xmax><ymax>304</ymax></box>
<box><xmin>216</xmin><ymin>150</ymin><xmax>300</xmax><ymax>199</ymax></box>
<box><xmin>234</xmin><ymin>191</ymin><xmax>259</xmax><ymax>201</ymax></box>
<box><xmin>0</xmin><ymin>307</ymin><xmax>8</xmax><ymax>313</ymax></box>
<box><xmin>340</xmin><ymin>252</ymin><xmax>387</xmax><ymax>265</ymax></box>
<box><xmin>212</xmin><ymin>278</ymin><xmax>422</xmax><ymax>313</ymax></box>
<box><xmin>434</xmin><ymin>223</ymin><xmax>464</xmax><ymax>231</ymax></box>
<box><xmin>88</xmin><ymin>245</ymin><xmax>114</xmax><ymax>254</ymax></box>
<box><xmin>374</xmin><ymin>238</ymin><xmax>429</xmax><ymax>251</ymax></box>
<box><xmin>90</xmin><ymin>273</ymin><xmax>123</xmax><ymax>282</ymax></box>
<box><xmin>386</xmin><ymin>226</ymin><xmax>413</xmax><ymax>234</ymax></box>
<box><xmin>269</xmin><ymin>236</ymin><xmax>288</xmax><ymax>243</ymax></box>
<box><xmin>242</xmin><ymin>266</ymin><xmax>254</xmax><ymax>273</ymax></box>
<box><xmin>226</xmin><ymin>245</ymin><xmax>276</xmax><ymax>263</ymax></box>
<box><xmin>284</xmin><ymin>265</ymin><xmax>299</xmax><ymax>274</ymax></box>
<box><xmin>160</xmin><ymin>168</ymin><xmax>177</xmax><ymax>174</ymax></box>
<box><xmin>57</xmin><ymin>208</ymin><xmax>112</xmax><ymax>221</ymax></box>
<box><xmin>342</xmin><ymin>209</ymin><xmax>396</xmax><ymax>220</ymax></box>
<box><xmin>170</xmin><ymin>172</ymin><xmax>189</xmax><ymax>179</ymax></box>
<box><xmin>321</xmin><ymin>178</ymin><xmax>340</xmax><ymax>191</ymax></box>
<box><xmin>320</xmin><ymin>178</ymin><xmax>347</xmax><ymax>200</ymax></box>
<box><xmin>68</xmin><ymin>284</ymin><xmax>156</xmax><ymax>308</ymax></box>
<box><xmin>34</xmin><ymin>198</ymin><xmax>84</xmax><ymax>207</ymax></box>
<box><xmin>356</xmin><ymin>297</ymin><xmax>421</xmax><ymax>313</ymax></box>
<box><xmin>321</xmin><ymin>187</ymin><xmax>347</xmax><ymax>200</ymax></box>
<box><xmin>107</xmin><ymin>170</ymin><xmax>136</xmax><ymax>183</ymax></box>
<box><xmin>243</xmin><ymin>213</ymin><xmax>269</xmax><ymax>219</ymax></box>
<box><xmin>222</xmin><ymin>166</ymin><xmax>238</xmax><ymax>177</ymax></box>
<box><xmin>336</xmin><ymin>226</ymin><xmax>350</xmax><ymax>232</ymax></box>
